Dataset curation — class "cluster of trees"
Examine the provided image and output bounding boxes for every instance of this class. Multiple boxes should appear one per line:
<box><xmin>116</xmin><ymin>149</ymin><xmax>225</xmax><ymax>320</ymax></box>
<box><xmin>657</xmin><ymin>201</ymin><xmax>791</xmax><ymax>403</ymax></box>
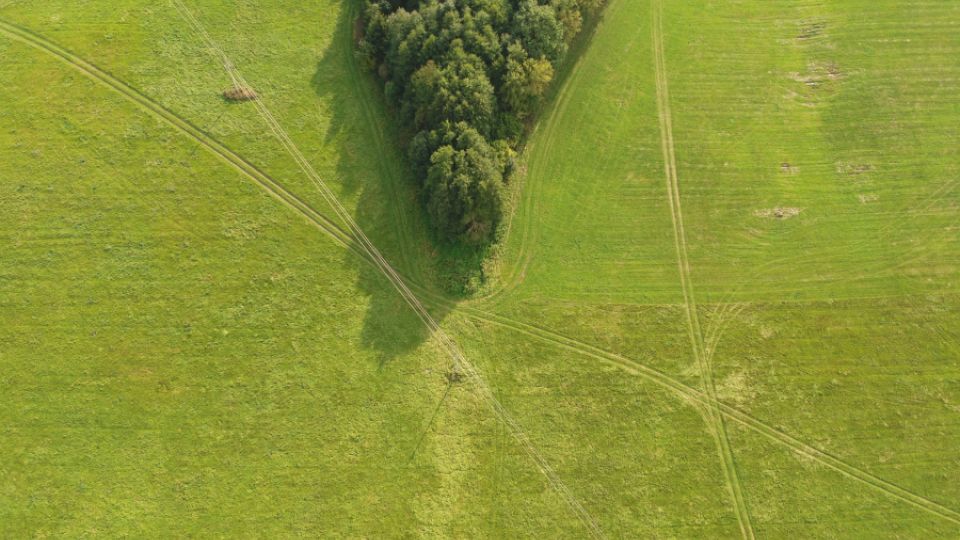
<box><xmin>359</xmin><ymin>0</ymin><xmax>604</xmax><ymax>245</ymax></box>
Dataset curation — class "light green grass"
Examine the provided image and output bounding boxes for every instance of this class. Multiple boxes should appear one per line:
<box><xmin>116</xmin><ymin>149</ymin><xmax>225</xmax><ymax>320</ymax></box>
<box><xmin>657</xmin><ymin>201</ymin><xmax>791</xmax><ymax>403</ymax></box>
<box><xmin>0</xmin><ymin>1</ymin><xmax>583</xmax><ymax>536</ymax></box>
<box><xmin>486</xmin><ymin>0</ymin><xmax>960</xmax><ymax>536</ymax></box>
<box><xmin>2</xmin><ymin>0</ymin><xmax>959</xmax><ymax>537</ymax></box>
<box><xmin>0</xmin><ymin>16</ymin><xmax>439</xmax><ymax>534</ymax></box>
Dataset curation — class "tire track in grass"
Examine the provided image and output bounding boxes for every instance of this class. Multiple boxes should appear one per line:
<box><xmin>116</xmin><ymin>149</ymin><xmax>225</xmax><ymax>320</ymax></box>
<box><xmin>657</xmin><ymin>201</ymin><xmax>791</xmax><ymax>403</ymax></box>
<box><xmin>170</xmin><ymin>2</ymin><xmax>605</xmax><ymax>537</ymax></box>
<box><xmin>9</xmin><ymin>11</ymin><xmax>956</xmax><ymax>532</ymax></box>
<box><xmin>650</xmin><ymin>2</ymin><xmax>755</xmax><ymax>537</ymax></box>
<box><xmin>471</xmin><ymin>0</ymin><xmax>615</xmax><ymax>306</ymax></box>
<box><xmin>341</xmin><ymin>2</ymin><xmax>425</xmax><ymax>287</ymax></box>
<box><xmin>457</xmin><ymin>308</ymin><xmax>960</xmax><ymax>527</ymax></box>
<box><xmin>0</xmin><ymin>18</ymin><xmax>365</xmax><ymax>259</ymax></box>
<box><xmin>0</xmin><ymin>16</ymin><xmax>449</xmax><ymax>311</ymax></box>
<box><xmin>488</xmin><ymin>40</ymin><xmax>589</xmax><ymax>304</ymax></box>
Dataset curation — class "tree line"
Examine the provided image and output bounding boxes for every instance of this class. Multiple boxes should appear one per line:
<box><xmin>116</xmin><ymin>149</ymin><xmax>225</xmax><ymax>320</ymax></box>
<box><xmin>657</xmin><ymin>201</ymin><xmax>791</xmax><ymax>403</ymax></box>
<box><xmin>359</xmin><ymin>0</ymin><xmax>604</xmax><ymax>245</ymax></box>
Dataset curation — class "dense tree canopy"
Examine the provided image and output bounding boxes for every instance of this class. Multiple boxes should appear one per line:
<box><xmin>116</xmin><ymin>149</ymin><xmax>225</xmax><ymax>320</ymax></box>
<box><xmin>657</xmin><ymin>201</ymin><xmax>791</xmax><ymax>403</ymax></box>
<box><xmin>360</xmin><ymin>0</ymin><xmax>604</xmax><ymax>245</ymax></box>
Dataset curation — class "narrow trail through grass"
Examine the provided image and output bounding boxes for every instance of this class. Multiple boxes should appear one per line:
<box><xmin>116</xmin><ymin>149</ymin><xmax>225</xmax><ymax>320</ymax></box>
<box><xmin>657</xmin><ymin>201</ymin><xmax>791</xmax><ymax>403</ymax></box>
<box><xmin>651</xmin><ymin>2</ymin><xmax>754</xmax><ymax>536</ymax></box>
<box><xmin>5</xmin><ymin>3</ymin><xmax>958</xmax><ymax>533</ymax></box>
<box><xmin>0</xmin><ymin>18</ymin><xmax>360</xmax><ymax>254</ymax></box>
<box><xmin>8</xmin><ymin>15</ymin><xmax>955</xmax><ymax>527</ymax></box>
<box><xmin>460</xmin><ymin>307</ymin><xmax>960</xmax><ymax>526</ymax></box>
<box><xmin>170</xmin><ymin>1</ymin><xmax>604</xmax><ymax>536</ymax></box>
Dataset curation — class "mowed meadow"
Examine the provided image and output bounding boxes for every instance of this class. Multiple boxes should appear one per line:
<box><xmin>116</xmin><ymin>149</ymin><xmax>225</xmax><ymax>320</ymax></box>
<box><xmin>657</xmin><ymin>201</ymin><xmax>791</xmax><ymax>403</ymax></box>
<box><xmin>1</xmin><ymin>0</ymin><xmax>958</xmax><ymax>538</ymax></box>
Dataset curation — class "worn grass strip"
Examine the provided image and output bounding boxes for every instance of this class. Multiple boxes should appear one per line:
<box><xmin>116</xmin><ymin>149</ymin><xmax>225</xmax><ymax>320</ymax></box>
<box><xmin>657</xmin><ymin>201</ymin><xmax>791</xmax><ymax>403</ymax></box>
<box><xmin>650</xmin><ymin>2</ymin><xmax>755</xmax><ymax>537</ymax></box>
<box><xmin>340</xmin><ymin>2</ymin><xmax>423</xmax><ymax>286</ymax></box>
<box><xmin>0</xmin><ymin>18</ymin><xmax>362</xmax><ymax>258</ymax></box>
<box><xmin>460</xmin><ymin>308</ymin><xmax>960</xmax><ymax>526</ymax></box>
<box><xmin>170</xmin><ymin>2</ymin><xmax>605</xmax><ymax>536</ymax></box>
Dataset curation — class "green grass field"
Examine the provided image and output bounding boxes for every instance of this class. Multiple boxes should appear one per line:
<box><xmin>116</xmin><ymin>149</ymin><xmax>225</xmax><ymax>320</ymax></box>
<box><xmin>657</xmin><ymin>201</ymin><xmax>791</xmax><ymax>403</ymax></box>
<box><xmin>1</xmin><ymin>0</ymin><xmax>958</xmax><ymax>537</ymax></box>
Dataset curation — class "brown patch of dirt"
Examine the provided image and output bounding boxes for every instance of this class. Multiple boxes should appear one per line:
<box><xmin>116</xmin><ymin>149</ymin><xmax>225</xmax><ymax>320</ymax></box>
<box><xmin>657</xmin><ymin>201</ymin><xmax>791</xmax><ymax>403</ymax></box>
<box><xmin>836</xmin><ymin>162</ymin><xmax>874</xmax><ymax>175</ymax></box>
<box><xmin>780</xmin><ymin>162</ymin><xmax>799</xmax><ymax>175</ymax></box>
<box><xmin>791</xmin><ymin>61</ymin><xmax>843</xmax><ymax>88</ymax></box>
<box><xmin>754</xmin><ymin>207</ymin><xmax>802</xmax><ymax>220</ymax></box>
<box><xmin>858</xmin><ymin>193</ymin><xmax>879</xmax><ymax>204</ymax></box>
<box><xmin>223</xmin><ymin>86</ymin><xmax>258</xmax><ymax>101</ymax></box>
<box><xmin>797</xmin><ymin>20</ymin><xmax>826</xmax><ymax>41</ymax></box>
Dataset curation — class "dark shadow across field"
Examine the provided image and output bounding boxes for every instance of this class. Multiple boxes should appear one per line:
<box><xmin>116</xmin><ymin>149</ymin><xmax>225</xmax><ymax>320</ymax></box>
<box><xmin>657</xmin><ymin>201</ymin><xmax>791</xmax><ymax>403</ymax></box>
<box><xmin>309</xmin><ymin>3</ymin><xmax>452</xmax><ymax>368</ymax></box>
<box><xmin>304</xmin><ymin>0</ymin><xmax>611</xmax><ymax>365</ymax></box>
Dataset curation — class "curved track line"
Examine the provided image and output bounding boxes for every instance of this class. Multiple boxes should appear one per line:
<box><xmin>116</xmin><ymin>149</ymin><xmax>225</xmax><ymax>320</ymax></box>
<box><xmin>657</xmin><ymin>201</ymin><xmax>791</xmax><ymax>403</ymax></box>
<box><xmin>488</xmin><ymin>54</ymin><xmax>586</xmax><ymax>303</ymax></box>
<box><xmin>341</xmin><ymin>2</ymin><xmax>426</xmax><ymax>286</ymax></box>
<box><xmin>703</xmin><ymin>302</ymin><xmax>747</xmax><ymax>372</ymax></box>
<box><xmin>0</xmin><ymin>18</ymin><xmax>367</xmax><ymax>260</ymax></box>
<box><xmin>651</xmin><ymin>2</ymin><xmax>754</xmax><ymax>537</ymax></box>
<box><xmin>470</xmin><ymin>1</ymin><xmax>612</xmax><ymax>306</ymax></box>
<box><xmin>0</xmin><ymin>17</ymin><xmax>452</xmax><ymax>312</ymax></box>
<box><xmin>459</xmin><ymin>308</ymin><xmax>960</xmax><ymax>526</ymax></box>
<box><xmin>170</xmin><ymin>2</ymin><xmax>604</xmax><ymax>536</ymax></box>
<box><xmin>8</xmin><ymin>9</ymin><xmax>957</xmax><ymax>532</ymax></box>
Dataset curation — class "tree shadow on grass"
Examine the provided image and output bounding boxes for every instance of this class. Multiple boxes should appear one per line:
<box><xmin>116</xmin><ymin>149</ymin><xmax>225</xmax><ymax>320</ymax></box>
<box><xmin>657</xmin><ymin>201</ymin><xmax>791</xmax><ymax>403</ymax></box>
<box><xmin>310</xmin><ymin>2</ymin><xmax>454</xmax><ymax>369</ymax></box>
<box><xmin>306</xmin><ymin>0</ymin><xmax>610</xmax><ymax>366</ymax></box>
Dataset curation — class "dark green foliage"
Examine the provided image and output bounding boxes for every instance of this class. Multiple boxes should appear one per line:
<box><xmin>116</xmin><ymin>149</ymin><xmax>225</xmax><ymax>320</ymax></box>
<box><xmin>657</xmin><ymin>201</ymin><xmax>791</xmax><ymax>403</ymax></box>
<box><xmin>502</xmin><ymin>42</ymin><xmax>554</xmax><ymax>118</ymax></box>
<box><xmin>512</xmin><ymin>1</ymin><xmax>566</xmax><ymax>65</ymax></box>
<box><xmin>360</xmin><ymin>0</ymin><xmax>603</xmax><ymax>245</ymax></box>
<box><xmin>424</xmin><ymin>122</ymin><xmax>504</xmax><ymax>243</ymax></box>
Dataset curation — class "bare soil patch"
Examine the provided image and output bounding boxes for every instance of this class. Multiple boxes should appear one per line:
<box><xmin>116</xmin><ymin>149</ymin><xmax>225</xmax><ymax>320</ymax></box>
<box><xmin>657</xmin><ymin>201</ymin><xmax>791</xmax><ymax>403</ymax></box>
<box><xmin>836</xmin><ymin>162</ymin><xmax>874</xmax><ymax>175</ymax></box>
<box><xmin>223</xmin><ymin>85</ymin><xmax>258</xmax><ymax>101</ymax></box>
<box><xmin>797</xmin><ymin>20</ymin><xmax>826</xmax><ymax>41</ymax></box>
<box><xmin>780</xmin><ymin>162</ymin><xmax>799</xmax><ymax>175</ymax></box>
<box><xmin>754</xmin><ymin>207</ymin><xmax>802</xmax><ymax>220</ymax></box>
